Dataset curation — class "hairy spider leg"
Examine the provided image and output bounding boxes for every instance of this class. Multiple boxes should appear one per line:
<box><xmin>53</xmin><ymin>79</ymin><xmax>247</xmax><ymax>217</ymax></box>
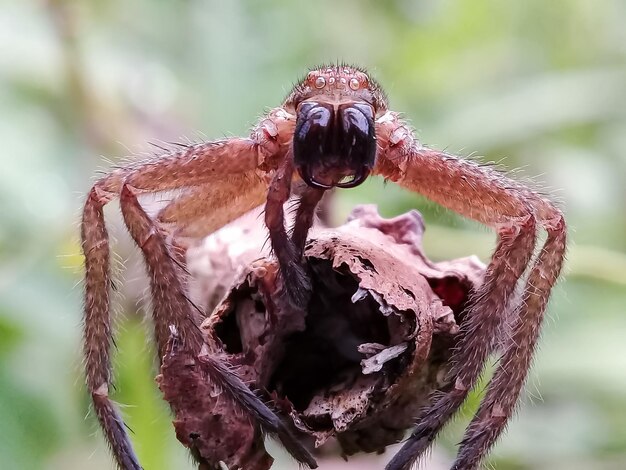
<box><xmin>388</xmin><ymin>217</ymin><xmax>535</xmax><ymax>470</ymax></box>
<box><xmin>291</xmin><ymin>186</ymin><xmax>326</xmax><ymax>259</ymax></box>
<box><xmin>157</xmin><ymin>173</ymin><xmax>268</xmax><ymax>240</ymax></box>
<box><xmin>82</xmin><ymin>186</ymin><xmax>141</xmax><ymax>470</ymax></box>
<box><xmin>265</xmin><ymin>153</ymin><xmax>317</xmax><ymax>310</ymax></box>
<box><xmin>374</xmin><ymin>114</ymin><xmax>566</xmax><ymax>470</ymax></box>
<box><xmin>453</xmin><ymin>215</ymin><xmax>565</xmax><ymax>470</ymax></box>
<box><xmin>81</xmin><ymin>137</ymin><xmax>317</xmax><ymax>469</ymax></box>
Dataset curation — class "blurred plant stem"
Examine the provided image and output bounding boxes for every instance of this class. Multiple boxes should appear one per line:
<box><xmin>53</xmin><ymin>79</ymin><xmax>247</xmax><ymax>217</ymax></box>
<box><xmin>46</xmin><ymin>0</ymin><xmax>125</xmax><ymax>163</ymax></box>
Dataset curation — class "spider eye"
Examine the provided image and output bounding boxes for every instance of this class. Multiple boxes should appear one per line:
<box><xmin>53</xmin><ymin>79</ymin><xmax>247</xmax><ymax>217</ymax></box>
<box><xmin>293</xmin><ymin>101</ymin><xmax>376</xmax><ymax>189</ymax></box>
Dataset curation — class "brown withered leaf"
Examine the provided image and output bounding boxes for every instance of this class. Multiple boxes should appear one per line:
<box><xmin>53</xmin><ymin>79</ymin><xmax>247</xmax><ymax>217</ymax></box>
<box><xmin>157</xmin><ymin>205</ymin><xmax>485</xmax><ymax>470</ymax></box>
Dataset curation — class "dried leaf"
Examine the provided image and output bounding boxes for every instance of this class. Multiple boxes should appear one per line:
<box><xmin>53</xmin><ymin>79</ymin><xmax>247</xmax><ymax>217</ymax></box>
<box><xmin>158</xmin><ymin>205</ymin><xmax>485</xmax><ymax>469</ymax></box>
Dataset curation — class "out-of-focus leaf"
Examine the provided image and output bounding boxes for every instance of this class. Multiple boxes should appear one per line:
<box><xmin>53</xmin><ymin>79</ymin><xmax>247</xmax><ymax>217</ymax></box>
<box><xmin>0</xmin><ymin>368</ymin><xmax>60</xmax><ymax>470</ymax></box>
<box><xmin>0</xmin><ymin>314</ymin><xmax>24</xmax><ymax>359</ymax></box>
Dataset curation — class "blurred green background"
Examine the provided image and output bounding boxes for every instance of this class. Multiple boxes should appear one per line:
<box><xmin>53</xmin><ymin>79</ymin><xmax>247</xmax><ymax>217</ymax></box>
<box><xmin>1</xmin><ymin>0</ymin><xmax>625</xmax><ymax>469</ymax></box>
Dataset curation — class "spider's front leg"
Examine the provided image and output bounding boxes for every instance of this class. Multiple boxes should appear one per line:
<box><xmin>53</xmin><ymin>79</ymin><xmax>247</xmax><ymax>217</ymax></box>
<box><xmin>375</xmin><ymin>113</ymin><xmax>566</xmax><ymax>470</ymax></box>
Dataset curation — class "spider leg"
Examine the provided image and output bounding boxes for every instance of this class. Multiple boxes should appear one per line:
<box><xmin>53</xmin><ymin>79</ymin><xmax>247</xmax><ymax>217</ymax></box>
<box><xmin>375</xmin><ymin>115</ymin><xmax>566</xmax><ymax>470</ymax></box>
<box><xmin>265</xmin><ymin>153</ymin><xmax>313</xmax><ymax>309</ymax></box>
<box><xmin>119</xmin><ymin>184</ymin><xmax>204</xmax><ymax>357</ymax></box>
<box><xmin>82</xmin><ymin>187</ymin><xmax>141</xmax><ymax>470</ymax></box>
<box><xmin>119</xmin><ymin>185</ymin><xmax>317</xmax><ymax>469</ymax></box>
<box><xmin>157</xmin><ymin>173</ymin><xmax>268</xmax><ymax>239</ymax></box>
<box><xmin>387</xmin><ymin>220</ymin><xmax>536</xmax><ymax>470</ymax></box>
<box><xmin>291</xmin><ymin>186</ymin><xmax>326</xmax><ymax>259</ymax></box>
<box><xmin>452</xmin><ymin>215</ymin><xmax>565</xmax><ymax>470</ymax></box>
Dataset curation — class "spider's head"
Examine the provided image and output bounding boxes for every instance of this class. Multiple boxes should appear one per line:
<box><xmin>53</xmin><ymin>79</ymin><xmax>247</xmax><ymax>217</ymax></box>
<box><xmin>287</xmin><ymin>65</ymin><xmax>388</xmax><ymax>189</ymax></box>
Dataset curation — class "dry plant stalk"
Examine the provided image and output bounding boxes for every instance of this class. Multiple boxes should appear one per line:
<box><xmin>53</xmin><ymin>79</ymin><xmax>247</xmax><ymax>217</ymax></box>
<box><xmin>157</xmin><ymin>205</ymin><xmax>485</xmax><ymax>470</ymax></box>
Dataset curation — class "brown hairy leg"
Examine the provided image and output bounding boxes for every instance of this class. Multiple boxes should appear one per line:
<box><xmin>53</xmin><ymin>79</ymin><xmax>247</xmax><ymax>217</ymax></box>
<box><xmin>82</xmin><ymin>187</ymin><xmax>141</xmax><ymax>469</ymax></box>
<box><xmin>291</xmin><ymin>186</ymin><xmax>326</xmax><ymax>258</ymax></box>
<box><xmin>375</xmin><ymin>114</ymin><xmax>566</xmax><ymax>470</ymax></box>
<box><xmin>157</xmin><ymin>172</ymin><xmax>268</xmax><ymax>239</ymax></box>
<box><xmin>388</xmin><ymin>218</ymin><xmax>536</xmax><ymax>470</ymax></box>
<box><xmin>264</xmin><ymin>153</ymin><xmax>313</xmax><ymax>309</ymax></box>
<box><xmin>119</xmin><ymin>183</ymin><xmax>203</xmax><ymax>360</ymax></box>
<box><xmin>119</xmin><ymin>184</ymin><xmax>317</xmax><ymax>468</ymax></box>
<box><xmin>453</xmin><ymin>216</ymin><xmax>565</xmax><ymax>469</ymax></box>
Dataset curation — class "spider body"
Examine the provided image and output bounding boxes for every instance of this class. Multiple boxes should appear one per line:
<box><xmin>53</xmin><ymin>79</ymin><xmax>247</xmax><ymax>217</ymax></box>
<box><xmin>81</xmin><ymin>65</ymin><xmax>566</xmax><ymax>470</ymax></box>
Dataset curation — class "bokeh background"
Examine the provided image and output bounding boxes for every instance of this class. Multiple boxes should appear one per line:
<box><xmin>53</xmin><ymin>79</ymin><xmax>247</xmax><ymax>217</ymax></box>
<box><xmin>1</xmin><ymin>0</ymin><xmax>626</xmax><ymax>469</ymax></box>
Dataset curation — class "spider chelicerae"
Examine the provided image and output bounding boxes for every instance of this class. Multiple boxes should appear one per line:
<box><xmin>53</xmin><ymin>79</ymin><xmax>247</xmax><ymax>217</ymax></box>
<box><xmin>81</xmin><ymin>65</ymin><xmax>566</xmax><ymax>470</ymax></box>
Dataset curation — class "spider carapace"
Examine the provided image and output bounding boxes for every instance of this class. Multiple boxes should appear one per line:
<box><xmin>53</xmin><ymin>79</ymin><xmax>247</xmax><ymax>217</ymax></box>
<box><xmin>81</xmin><ymin>65</ymin><xmax>566</xmax><ymax>470</ymax></box>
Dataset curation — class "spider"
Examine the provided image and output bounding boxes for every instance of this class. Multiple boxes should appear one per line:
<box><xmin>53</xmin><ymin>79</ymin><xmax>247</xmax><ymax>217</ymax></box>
<box><xmin>81</xmin><ymin>65</ymin><xmax>566</xmax><ymax>470</ymax></box>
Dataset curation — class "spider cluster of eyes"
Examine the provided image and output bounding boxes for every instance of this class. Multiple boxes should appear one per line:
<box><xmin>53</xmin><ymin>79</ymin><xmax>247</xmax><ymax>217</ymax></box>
<box><xmin>307</xmin><ymin>69</ymin><xmax>364</xmax><ymax>91</ymax></box>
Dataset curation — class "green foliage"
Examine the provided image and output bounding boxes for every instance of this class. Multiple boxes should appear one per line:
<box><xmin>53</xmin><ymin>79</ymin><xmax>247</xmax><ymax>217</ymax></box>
<box><xmin>0</xmin><ymin>313</ymin><xmax>59</xmax><ymax>469</ymax></box>
<box><xmin>1</xmin><ymin>0</ymin><xmax>625</xmax><ymax>469</ymax></box>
